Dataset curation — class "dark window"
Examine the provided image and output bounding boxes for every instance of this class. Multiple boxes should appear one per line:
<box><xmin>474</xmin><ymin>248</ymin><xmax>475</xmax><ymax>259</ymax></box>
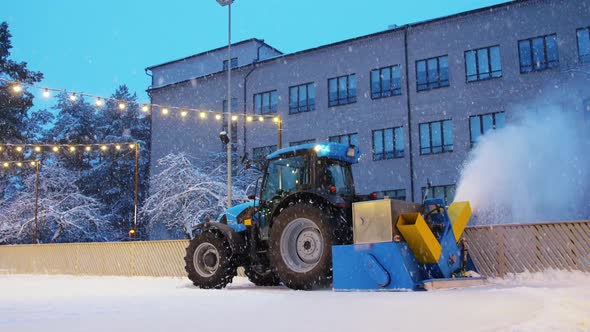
<box><xmin>584</xmin><ymin>98</ymin><xmax>590</xmax><ymax>121</ymax></box>
<box><xmin>577</xmin><ymin>27</ymin><xmax>590</xmax><ymax>63</ymax></box>
<box><xmin>252</xmin><ymin>145</ymin><xmax>277</xmax><ymax>167</ymax></box>
<box><xmin>422</xmin><ymin>184</ymin><xmax>456</xmax><ymax>204</ymax></box>
<box><xmin>222</xmin><ymin>57</ymin><xmax>238</xmax><ymax>70</ymax></box>
<box><xmin>254</xmin><ymin>90</ymin><xmax>278</xmax><ymax>115</ymax></box>
<box><xmin>465</xmin><ymin>46</ymin><xmax>502</xmax><ymax>82</ymax></box>
<box><xmin>329</xmin><ymin>133</ymin><xmax>359</xmax><ymax>146</ymax></box>
<box><xmin>370</xmin><ymin>65</ymin><xmax>402</xmax><ymax>98</ymax></box>
<box><xmin>328</xmin><ymin>74</ymin><xmax>356</xmax><ymax>107</ymax></box>
<box><xmin>469</xmin><ymin>112</ymin><xmax>506</xmax><ymax>145</ymax></box>
<box><xmin>518</xmin><ymin>34</ymin><xmax>559</xmax><ymax>73</ymax></box>
<box><xmin>372</xmin><ymin>127</ymin><xmax>404</xmax><ymax>160</ymax></box>
<box><xmin>377</xmin><ymin>189</ymin><xmax>406</xmax><ymax>201</ymax></box>
<box><xmin>289</xmin><ymin>82</ymin><xmax>315</xmax><ymax>114</ymax></box>
<box><xmin>289</xmin><ymin>139</ymin><xmax>316</xmax><ymax>147</ymax></box>
<box><xmin>419</xmin><ymin>120</ymin><xmax>453</xmax><ymax>155</ymax></box>
<box><xmin>222</xmin><ymin>99</ymin><xmax>238</xmax><ymax>151</ymax></box>
<box><xmin>416</xmin><ymin>55</ymin><xmax>449</xmax><ymax>91</ymax></box>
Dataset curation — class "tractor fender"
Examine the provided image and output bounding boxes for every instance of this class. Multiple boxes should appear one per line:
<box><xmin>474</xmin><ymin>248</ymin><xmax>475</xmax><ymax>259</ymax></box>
<box><xmin>195</xmin><ymin>222</ymin><xmax>247</xmax><ymax>256</ymax></box>
<box><xmin>270</xmin><ymin>192</ymin><xmax>346</xmax><ymax>225</ymax></box>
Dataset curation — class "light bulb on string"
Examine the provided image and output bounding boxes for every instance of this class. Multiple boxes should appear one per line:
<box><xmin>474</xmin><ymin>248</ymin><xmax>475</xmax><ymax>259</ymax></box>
<box><xmin>129</xmin><ymin>144</ymin><xmax>136</xmax><ymax>149</ymax></box>
<box><xmin>15</xmin><ymin>146</ymin><xmax>23</xmax><ymax>153</ymax></box>
<box><xmin>199</xmin><ymin>112</ymin><xmax>207</xmax><ymax>119</ymax></box>
<box><xmin>273</xmin><ymin>117</ymin><xmax>280</xmax><ymax>123</ymax></box>
<box><xmin>215</xmin><ymin>114</ymin><xmax>222</xmax><ymax>121</ymax></box>
<box><xmin>115</xmin><ymin>145</ymin><xmax>121</xmax><ymax>151</ymax></box>
<box><xmin>12</xmin><ymin>84</ymin><xmax>22</xmax><ymax>93</ymax></box>
<box><xmin>231</xmin><ymin>115</ymin><xmax>238</xmax><ymax>122</ymax></box>
<box><xmin>118</xmin><ymin>102</ymin><xmax>126</xmax><ymax>110</ymax></box>
<box><xmin>258</xmin><ymin>116</ymin><xmax>264</xmax><ymax>122</ymax></box>
<box><xmin>34</xmin><ymin>146</ymin><xmax>41</xmax><ymax>153</ymax></box>
<box><xmin>141</xmin><ymin>105</ymin><xmax>149</xmax><ymax>113</ymax></box>
<box><xmin>180</xmin><ymin>110</ymin><xmax>188</xmax><ymax>117</ymax></box>
<box><xmin>52</xmin><ymin>146</ymin><xmax>59</xmax><ymax>152</ymax></box>
<box><xmin>69</xmin><ymin>93</ymin><xmax>77</xmax><ymax>101</ymax></box>
<box><xmin>16</xmin><ymin>162</ymin><xmax>22</xmax><ymax>167</ymax></box>
<box><xmin>2</xmin><ymin>162</ymin><xmax>9</xmax><ymax>168</ymax></box>
<box><xmin>100</xmin><ymin>145</ymin><xmax>108</xmax><ymax>151</ymax></box>
<box><xmin>162</xmin><ymin>108</ymin><xmax>169</xmax><ymax>115</ymax></box>
<box><xmin>69</xmin><ymin>146</ymin><xmax>76</xmax><ymax>153</ymax></box>
<box><xmin>246</xmin><ymin>116</ymin><xmax>253</xmax><ymax>122</ymax></box>
<box><xmin>43</xmin><ymin>89</ymin><xmax>50</xmax><ymax>98</ymax></box>
<box><xmin>96</xmin><ymin>97</ymin><xmax>103</xmax><ymax>107</ymax></box>
<box><xmin>30</xmin><ymin>161</ymin><xmax>37</xmax><ymax>167</ymax></box>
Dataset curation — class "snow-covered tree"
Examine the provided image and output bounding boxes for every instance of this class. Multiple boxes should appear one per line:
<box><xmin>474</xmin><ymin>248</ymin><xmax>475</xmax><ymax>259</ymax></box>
<box><xmin>0</xmin><ymin>160</ymin><xmax>110</xmax><ymax>244</ymax></box>
<box><xmin>141</xmin><ymin>153</ymin><xmax>260</xmax><ymax>239</ymax></box>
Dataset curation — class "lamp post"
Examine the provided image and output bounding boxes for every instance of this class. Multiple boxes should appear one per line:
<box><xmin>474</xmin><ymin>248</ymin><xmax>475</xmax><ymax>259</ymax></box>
<box><xmin>217</xmin><ymin>0</ymin><xmax>234</xmax><ymax>209</ymax></box>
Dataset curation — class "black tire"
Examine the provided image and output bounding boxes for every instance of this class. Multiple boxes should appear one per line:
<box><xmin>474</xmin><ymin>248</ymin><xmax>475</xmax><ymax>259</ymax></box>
<box><xmin>269</xmin><ymin>204</ymin><xmax>334</xmax><ymax>290</ymax></box>
<box><xmin>244</xmin><ymin>264</ymin><xmax>281</xmax><ymax>286</ymax></box>
<box><xmin>184</xmin><ymin>230</ymin><xmax>236</xmax><ymax>289</ymax></box>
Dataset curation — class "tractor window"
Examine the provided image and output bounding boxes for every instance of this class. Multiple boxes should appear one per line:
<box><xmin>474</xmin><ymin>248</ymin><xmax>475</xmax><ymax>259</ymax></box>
<box><xmin>320</xmin><ymin>159</ymin><xmax>354</xmax><ymax>196</ymax></box>
<box><xmin>261</xmin><ymin>155</ymin><xmax>309</xmax><ymax>201</ymax></box>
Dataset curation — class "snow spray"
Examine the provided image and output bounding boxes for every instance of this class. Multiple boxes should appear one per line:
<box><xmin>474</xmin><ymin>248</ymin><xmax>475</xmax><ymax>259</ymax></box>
<box><xmin>454</xmin><ymin>107</ymin><xmax>590</xmax><ymax>224</ymax></box>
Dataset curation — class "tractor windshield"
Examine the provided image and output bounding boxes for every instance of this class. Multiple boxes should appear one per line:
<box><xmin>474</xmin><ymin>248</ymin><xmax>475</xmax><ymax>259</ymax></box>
<box><xmin>261</xmin><ymin>155</ymin><xmax>309</xmax><ymax>201</ymax></box>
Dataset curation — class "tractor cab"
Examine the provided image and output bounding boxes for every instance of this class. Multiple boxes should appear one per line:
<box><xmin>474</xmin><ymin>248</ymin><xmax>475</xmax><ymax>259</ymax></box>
<box><xmin>257</xmin><ymin>143</ymin><xmax>359</xmax><ymax>238</ymax></box>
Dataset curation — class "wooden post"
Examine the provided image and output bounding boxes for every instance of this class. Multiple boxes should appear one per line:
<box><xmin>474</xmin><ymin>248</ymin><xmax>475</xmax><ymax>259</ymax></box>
<box><xmin>277</xmin><ymin>117</ymin><xmax>282</xmax><ymax>149</ymax></box>
<box><xmin>133</xmin><ymin>143</ymin><xmax>140</xmax><ymax>239</ymax></box>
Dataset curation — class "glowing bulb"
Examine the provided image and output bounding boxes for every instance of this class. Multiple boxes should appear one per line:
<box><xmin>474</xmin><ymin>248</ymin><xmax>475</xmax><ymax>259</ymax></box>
<box><xmin>100</xmin><ymin>145</ymin><xmax>108</xmax><ymax>151</ymax></box>
<box><xmin>115</xmin><ymin>145</ymin><xmax>121</xmax><ymax>150</ymax></box>
<box><xmin>85</xmin><ymin>146</ymin><xmax>92</xmax><ymax>152</ymax></box>
<box><xmin>43</xmin><ymin>89</ymin><xmax>50</xmax><ymax>98</ymax></box>
<box><xmin>34</xmin><ymin>146</ymin><xmax>41</xmax><ymax>152</ymax></box>
<box><xmin>15</xmin><ymin>146</ymin><xmax>23</xmax><ymax>153</ymax></box>
<box><xmin>162</xmin><ymin>108</ymin><xmax>169</xmax><ymax>115</ymax></box>
<box><xmin>118</xmin><ymin>102</ymin><xmax>126</xmax><ymax>110</ymax></box>
<box><xmin>273</xmin><ymin>117</ymin><xmax>280</xmax><ymax>123</ymax></box>
<box><xmin>52</xmin><ymin>146</ymin><xmax>59</xmax><ymax>152</ymax></box>
<box><xmin>12</xmin><ymin>84</ymin><xmax>22</xmax><ymax>93</ymax></box>
<box><xmin>0</xmin><ymin>146</ymin><xmax>3</xmax><ymax>151</ymax></box>
<box><xmin>231</xmin><ymin>115</ymin><xmax>238</xmax><ymax>121</ymax></box>
<box><xmin>215</xmin><ymin>114</ymin><xmax>222</xmax><ymax>121</ymax></box>
<box><xmin>129</xmin><ymin>144</ymin><xmax>136</xmax><ymax>149</ymax></box>
<box><xmin>30</xmin><ymin>161</ymin><xmax>37</xmax><ymax>166</ymax></box>
<box><xmin>3</xmin><ymin>162</ymin><xmax>9</xmax><ymax>168</ymax></box>
<box><xmin>180</xmin><ymin>110</ymin><xmax>188</xmax><ymax>117</ymax></box>
<box><xmin>96</xmin><ymin>98</ymin><xmax>103</xmax><ymax>107</ymax></box>
<box><xmin>69</xmin><ymin>146</ymin><xmax>76</xmax><ymax>152</ymax></box>
<box><xmin>199</xmin><ymin>112</ymin><xmax>207</xmax><ymax>119</ymax></box>
<box><xmin>258</xmin><ymin>116</ymin><xmax>264</xmax><ymax>122</ymax></box>
<box><xmin>69</xmin><ymin>93</ymin><xmax>77</xmax><ymax>101</ymax></box>
<box><xmin>16</xmin><ymin>162</ymin><xmax>22</xmax><ymax>167</ymax></box>
<box><xmin>314</xmin><ymin>145</ymin><xmax>322</xmax><ymax>152</ymax></box>
<box><xmin>246</xmin><ymin>116</ymin><xmax>253</xmax><ymax>122</ymax></box>
<box><xmin>141</xmin><ymin>105</ymin><xmax>149</xmax><ymax>113</ymax></box>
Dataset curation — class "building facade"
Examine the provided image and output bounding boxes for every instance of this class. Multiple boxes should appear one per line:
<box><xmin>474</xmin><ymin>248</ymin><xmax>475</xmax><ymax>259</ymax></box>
<box><xmin>146</xmin><ymin>0</ymin><xmax>590</xmax><ymax>205</ymax></box>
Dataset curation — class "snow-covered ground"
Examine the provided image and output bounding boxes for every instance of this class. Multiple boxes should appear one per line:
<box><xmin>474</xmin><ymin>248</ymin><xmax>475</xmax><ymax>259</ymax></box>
<box><xmin>0</xmin><ymin>270</ymin><xmax>589</xmax><ymax>332</ymax></box>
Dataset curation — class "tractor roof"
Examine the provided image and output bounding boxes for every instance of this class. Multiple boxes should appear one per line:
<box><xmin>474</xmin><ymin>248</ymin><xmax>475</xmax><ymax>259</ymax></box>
<box><xmin>266</xmin><ymin>142</ymin><xmax>360</xmax><ymax>164</ymax></box>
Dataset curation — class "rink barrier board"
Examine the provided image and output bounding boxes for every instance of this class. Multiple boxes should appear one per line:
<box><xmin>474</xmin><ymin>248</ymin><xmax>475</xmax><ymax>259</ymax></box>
<box><xmin>0</xmin><ymin>221</ymin><xmax>589</xmax><ymax>278</ymax></box>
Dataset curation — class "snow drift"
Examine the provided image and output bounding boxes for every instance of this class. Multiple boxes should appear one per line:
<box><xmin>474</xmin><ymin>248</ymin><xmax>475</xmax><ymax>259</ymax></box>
<box><xmin>455</xmin><ymin>107</ymin><xmax>590</xmax><ymax>224</ymax></box>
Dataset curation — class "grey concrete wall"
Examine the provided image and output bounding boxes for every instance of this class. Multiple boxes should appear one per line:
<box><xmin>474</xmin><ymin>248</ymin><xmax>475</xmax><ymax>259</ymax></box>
<box><xmin>148</xmin><ymin>0</ymin><xmax>590</xmax><ymax>206</ymax></box>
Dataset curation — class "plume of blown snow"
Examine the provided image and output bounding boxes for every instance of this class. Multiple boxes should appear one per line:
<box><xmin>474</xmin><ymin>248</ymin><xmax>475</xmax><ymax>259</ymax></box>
<box><xmin>455</xmin><ymin>108</ymin><xmax>590</xmax><ymax>224</ymax></box>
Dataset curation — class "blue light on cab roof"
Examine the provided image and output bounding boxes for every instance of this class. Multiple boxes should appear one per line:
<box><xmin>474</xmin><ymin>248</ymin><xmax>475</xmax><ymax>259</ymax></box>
<box><xmin>266</xmin><ymin>142</ymin><xmax>359</xmax><ymax>164</ymax></box>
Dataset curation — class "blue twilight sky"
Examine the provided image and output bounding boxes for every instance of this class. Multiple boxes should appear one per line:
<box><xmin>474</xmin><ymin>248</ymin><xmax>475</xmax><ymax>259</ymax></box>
<box><xmin>2</xmin><ymin>0</ymin><xmax>508</xmax><ymax>106</ymax></box>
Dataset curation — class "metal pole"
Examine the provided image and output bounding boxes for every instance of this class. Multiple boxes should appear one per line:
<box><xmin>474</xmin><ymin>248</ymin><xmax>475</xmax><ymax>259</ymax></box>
<box><xmin>133</xmin><ymin>143</ymin><xmax>139</xmax><ymax>239</ymax></box>
<box><xmin>33</xmin><ymin>161</ymin><xmax>40</xmax><ymax>244</ymax></box>
<box><xmin>226</xmin><ymin>2</ymin><xmax>232</xmax><ymax>208</ymax></box>
<box><xmin>277</xmin><ymin>118</ymin><xmax>282</xmax><ymax>149</ymax></box>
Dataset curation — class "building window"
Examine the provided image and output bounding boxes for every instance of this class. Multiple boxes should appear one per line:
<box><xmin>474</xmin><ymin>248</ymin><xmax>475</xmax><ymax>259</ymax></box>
<box><xmin>377</xmin><ymin>189</ymin><xmax>406</xmax><ymax>201</ymax></box>
<box><xmin>328</xmin><ymin>74</ymin><xmax>356</xmax><ymax>107</ymax></box>
<box><xmin>252</xmin><ymin>145</ymin><xmax>277</xmax><ymax>167</ymax></box>
<box><xmin>419</xmin><ymin>120</ymin><xmax>453</xmax><ymax>155</ymax></box>
<box><xmin>289</xmin><ymin>82</ymin><xmax>315</xmax><ymax>114</ymax></box>
<box><xmin>518</xmin><ymin>34</ymin><xmax>559</xmax><ymax>73</ymax></box>
<box><xmin>416</xmin><ymin>55</ymin><xmax>449</xmax><ymax>91</ymax></box>
<box><xmin>577</xmin><ymin>27</ymin><xmax>590</xmax><ymax>63</ymax></box>
<box><xmin>584</xmin><ymin>99</ymin><xmax>590</xmax><ymax>121</ymax></box>
<box><xmin>254</xmin><ymin>90</ymin><xmax>278</xmax><ymax>115</ymax></box>
<box><xmin>422</xmin><ymin>184</ymin><xmax>456</xmax><ymax>204</ymax></box>
<box><xmin>370</xmin><ymin>65</ymin><xmax>402</xmax><ymax>98</ymax></box>
<box><xmin>222</xmin><ymin>57</ymin><xmax>238</xmax><ymax>70</ymax></box>
<box><xmin>290</xmin><ymin>139</ymin><xmax>316</xmax><ymax>147</ymax></box>
<box><xmin>329</xmin><ymin>133</ymin><xmax>358</xmax><ymax>146</ymax></box>
<box><xmin>465</xmin><ymin>46</ymin><xmax>502</xmax><ymax>82</ymax></box>
<box><xmin>469</xmin><ymin>112</ymin><xmax>506</xmax><ymax>145</ymax></box>
<box><xmin>373</xmin><ymin>127</ymin><xmax>404</xmax><ymax>160</ymax></box>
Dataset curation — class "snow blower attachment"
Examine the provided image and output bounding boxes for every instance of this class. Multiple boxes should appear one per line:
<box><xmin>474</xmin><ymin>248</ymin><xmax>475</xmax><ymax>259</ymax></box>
<box><xmin>332</xmin><ymin>198</ymin><xmax>485</xmax><ymax>291</ymax></box>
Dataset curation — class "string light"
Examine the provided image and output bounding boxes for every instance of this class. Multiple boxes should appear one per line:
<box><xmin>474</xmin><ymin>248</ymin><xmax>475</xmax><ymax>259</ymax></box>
<box><xmin>15</xmin><ymin>146</ymin><xmax>23</xmax><ymax>153</ymax></box>
<box><xmin>34</xmin><ymin>146</ymin><xmax>41</xmax><ymax>152</ymax></box>
<box><xmin>52</xmin><ymin>146</ymin><xmax>59</xmax><ymax>152</ymax></box>
<box><xmin>85</xmin><ymin>146</ymin><xmax>92</xmax><ymax>152</ymax></box>
<box><xmin>100</xmin><ymin>145</ymin><xmax>108</xmax><ymax>151</ymax></box>
<box><xmin>0</xmin><ymin>143</ymin><xmax>139</xmax><ymax>155</ymax></box>
<box><xmin>69</xmin><ymin>146</ymin><xmax>76</xmax><ymax>153</ymax></box>
<box><xmin>30</xmin><ymin>161</ymin><xmax>37</xmax><ymax>166</ymax></box>
<box><xmin>16</xmin><ymin>162</ymin><xmax>22</xmax><ymax>167</ymax></box>
<box><xmin>273</xmin><ymin>117</ymin><xmax>280</xmax><ymax>123</ymax></box>
<box><xmin>129</xmin><ymin>144</ymin><xmax>136</xmax><ymax>149</ymax></box>
<box><xmin>115</xmin><ymin>145</ymin><xmax>121</xmax><ymax>151</ymax></box>
<box><xmin>0</xmin><ymin>78</ymin><xmax>282</xmax><ymax>124</ymax></box>
<box><xmin>2</xmin><ymin>162</ymin><xmax>8</xmax><ymax>168</ymax></box>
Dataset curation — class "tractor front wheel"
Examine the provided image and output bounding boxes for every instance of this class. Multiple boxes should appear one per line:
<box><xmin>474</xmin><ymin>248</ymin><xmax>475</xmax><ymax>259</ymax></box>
<box><xmin>184</xmin><ymin>230</ymin><xmax>236</xmax><ymax>289</ymax></box>
<box><xmin>269</xmin><ymin>204</ymin><xmax>334</xmax><ymax>290</ymax></box>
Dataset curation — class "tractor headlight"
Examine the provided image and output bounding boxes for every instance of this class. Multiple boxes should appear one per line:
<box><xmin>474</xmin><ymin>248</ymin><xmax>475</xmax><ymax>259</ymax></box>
<box><xmin>346</xmin><ymin>146</ymin><xmax>356</xmax><ymax>158</ymax></box>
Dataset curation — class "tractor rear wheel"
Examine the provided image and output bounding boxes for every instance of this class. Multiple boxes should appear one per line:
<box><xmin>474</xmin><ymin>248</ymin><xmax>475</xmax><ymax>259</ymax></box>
<box><xmin>269</xmin><ymin>204</ymin><xmax>334</xmax><ymax>290</ymax></box>
<box><xmin>184</xmin><ymin>230</ymin><xmax>236</xmax><ymax>289</ymax></box>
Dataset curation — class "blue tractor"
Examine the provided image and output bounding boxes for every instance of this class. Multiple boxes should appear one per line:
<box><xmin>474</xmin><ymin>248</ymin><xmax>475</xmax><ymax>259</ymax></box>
<box><xmin>184</xmin><ymin>142</ymin><xmax>367</xmax><ymax>290</ymax></box>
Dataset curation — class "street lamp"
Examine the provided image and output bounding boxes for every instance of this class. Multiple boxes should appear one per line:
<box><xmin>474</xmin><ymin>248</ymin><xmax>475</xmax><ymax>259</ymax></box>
<box><xmin>217</xmin><ymin>0</ymin><xmax>234</xmax><ymax>209</ymax></box>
